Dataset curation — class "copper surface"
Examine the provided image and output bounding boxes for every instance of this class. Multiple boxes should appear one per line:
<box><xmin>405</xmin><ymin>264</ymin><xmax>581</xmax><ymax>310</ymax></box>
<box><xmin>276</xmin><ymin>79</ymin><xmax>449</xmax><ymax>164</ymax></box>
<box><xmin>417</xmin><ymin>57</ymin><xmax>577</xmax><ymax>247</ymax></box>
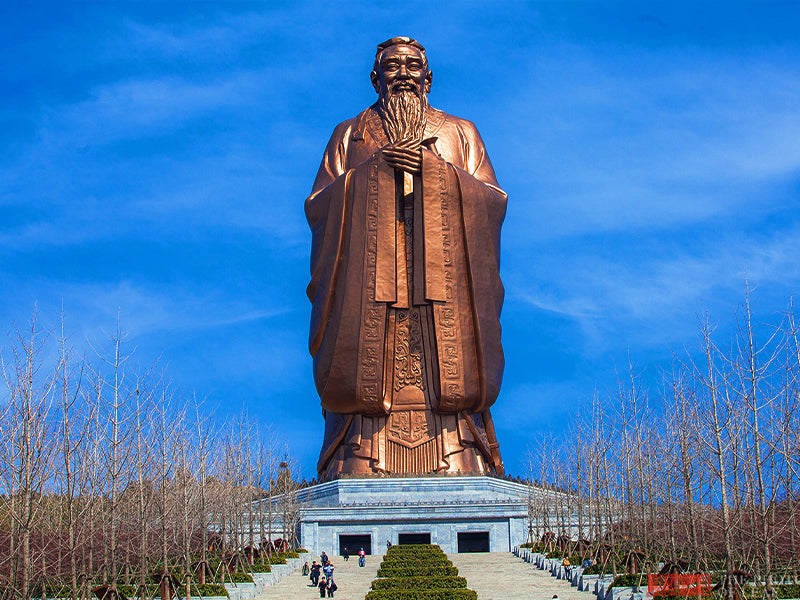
<box><xmin>305</xmin><ymin>37</ymin><xmax>506</xmax><ymax>479</ymax></box>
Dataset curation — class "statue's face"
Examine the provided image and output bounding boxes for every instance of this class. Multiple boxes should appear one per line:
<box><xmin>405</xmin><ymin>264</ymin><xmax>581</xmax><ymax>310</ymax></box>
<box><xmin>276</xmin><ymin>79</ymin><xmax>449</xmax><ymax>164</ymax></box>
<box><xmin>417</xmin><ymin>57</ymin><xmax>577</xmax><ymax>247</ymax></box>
<box><xmin>371</xmin><ymin>44</ymin><xmax>432</xmax><ymax>98</ymax></box>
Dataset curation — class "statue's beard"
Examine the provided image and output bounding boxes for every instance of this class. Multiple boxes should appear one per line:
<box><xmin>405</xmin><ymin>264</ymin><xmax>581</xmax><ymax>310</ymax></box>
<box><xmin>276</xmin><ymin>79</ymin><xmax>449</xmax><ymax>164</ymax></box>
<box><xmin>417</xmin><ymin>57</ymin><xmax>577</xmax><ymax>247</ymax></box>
<box><xmin>377</xmin><ymin>87</ymin><xmax>428</xmax><ymax>144</ymax></box>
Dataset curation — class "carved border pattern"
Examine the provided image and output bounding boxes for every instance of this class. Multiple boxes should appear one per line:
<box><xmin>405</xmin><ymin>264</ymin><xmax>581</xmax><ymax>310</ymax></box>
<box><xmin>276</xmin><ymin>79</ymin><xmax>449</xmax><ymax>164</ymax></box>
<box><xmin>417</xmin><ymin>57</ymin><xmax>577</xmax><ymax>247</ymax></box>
<box><xmin>356</xmin><ymin>158</ymin><xmax>385</xmax><ymax>413</ymax></box>
<box><xmin>435</xmin><ymin>160</ymin><xmax>464</xmax><ymax>412</ymax></box>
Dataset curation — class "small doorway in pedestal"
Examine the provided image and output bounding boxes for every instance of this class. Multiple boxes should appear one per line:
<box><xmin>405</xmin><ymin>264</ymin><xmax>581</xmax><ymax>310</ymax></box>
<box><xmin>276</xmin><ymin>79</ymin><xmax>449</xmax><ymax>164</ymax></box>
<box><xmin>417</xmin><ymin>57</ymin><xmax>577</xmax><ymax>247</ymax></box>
<box><xmin>457</xmin><ymin>531</ymin><xmax>489</xmax><ymax>552</ymax></box>
<box><xmin>398</xmin><ymin>532</ymin><xmax>431</xmax><ymax>545</ymax></box>
<box><xmin>339</xmin><ymin>534</ymin><xmax>371</xmax><ymax>556</ymax></box>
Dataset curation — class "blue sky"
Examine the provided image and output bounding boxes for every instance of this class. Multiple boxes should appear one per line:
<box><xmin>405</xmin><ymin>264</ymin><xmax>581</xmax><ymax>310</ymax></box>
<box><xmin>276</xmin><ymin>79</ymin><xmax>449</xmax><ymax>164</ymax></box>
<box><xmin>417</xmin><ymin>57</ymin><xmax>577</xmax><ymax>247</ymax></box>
<box><xmin>2</xmin><ymin>1</ymin><xmax>800</xmax><ymax>479</ymax></box>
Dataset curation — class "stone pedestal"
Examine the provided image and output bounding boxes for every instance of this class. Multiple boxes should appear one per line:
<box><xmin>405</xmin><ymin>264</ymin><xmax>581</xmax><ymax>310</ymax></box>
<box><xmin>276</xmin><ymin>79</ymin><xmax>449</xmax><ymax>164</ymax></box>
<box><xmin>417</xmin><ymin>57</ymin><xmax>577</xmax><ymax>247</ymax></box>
<box><xmin>295</xmin><ymin>475</ymin><xmax>534</xmax><ymax>556</ymax></box>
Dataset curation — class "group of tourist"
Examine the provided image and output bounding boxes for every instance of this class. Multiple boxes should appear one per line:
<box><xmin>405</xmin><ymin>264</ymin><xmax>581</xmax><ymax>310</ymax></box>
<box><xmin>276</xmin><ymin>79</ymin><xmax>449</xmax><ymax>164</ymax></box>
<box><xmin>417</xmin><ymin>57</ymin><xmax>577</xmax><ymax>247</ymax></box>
<box><xmin>561</xmin><ymin>556</ymin><xmax>597</xmax><ymax>578</ymax></box>
<box><xmin>304</xmin><ymin>551</ymin><xmax>338</xmax><ymax>597</ymax></box>
<box><xmin>301</xmin><ymin>546</ymin><xmax>372</xmax><ymax>597</ymax></box>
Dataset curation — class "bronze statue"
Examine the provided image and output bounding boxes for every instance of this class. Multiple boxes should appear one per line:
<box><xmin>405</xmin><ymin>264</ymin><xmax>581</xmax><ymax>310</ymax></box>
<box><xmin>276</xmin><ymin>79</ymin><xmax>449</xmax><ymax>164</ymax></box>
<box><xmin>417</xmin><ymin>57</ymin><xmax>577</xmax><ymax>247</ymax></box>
<box><xmin>306</xmin><ymin>37</ymin><xmax>506</xmax><ymax>480</ymax></box>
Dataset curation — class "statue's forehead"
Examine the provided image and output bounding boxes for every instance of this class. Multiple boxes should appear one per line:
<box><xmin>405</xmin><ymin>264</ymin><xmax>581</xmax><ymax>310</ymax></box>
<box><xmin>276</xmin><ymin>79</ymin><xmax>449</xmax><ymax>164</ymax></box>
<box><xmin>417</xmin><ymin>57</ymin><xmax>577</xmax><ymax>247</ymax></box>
<box><xmin>379</xmin><ymin>44</ymin><xmax>425</xmax><ymax>63</ymax></box>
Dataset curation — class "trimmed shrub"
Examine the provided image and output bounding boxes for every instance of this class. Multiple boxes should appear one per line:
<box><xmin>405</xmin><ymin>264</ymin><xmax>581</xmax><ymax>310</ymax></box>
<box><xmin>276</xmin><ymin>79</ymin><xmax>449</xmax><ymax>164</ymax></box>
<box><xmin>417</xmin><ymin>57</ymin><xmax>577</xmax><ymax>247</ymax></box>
<box><xmin>377</xmin><ymin>565</ymin><xmax>459</xmax><ymax>578</ymax></box>
<box><xmin>225</xmin><ymin>572</ymin><xmax>253</xmax><ymax>583</ymax></box>
<box><xmin>31</xmin><ymin>583</ymin><xmax>81</xmax><ymax>598</ymax></box>
<box><xmin>653</xmin><ymin>589</ymin><xmax>714</xmax><ymax>599</ymax></box>
<box><xmin>583</xmin><ymin>563</ymin><xmax>622</xmax><ymax>575</ymax></box>
<box><xmin>372</xmin><ymin>576</ymin><xmax>467</xmax><ymax>590</ymax></box>
<box><xmin>194</xmin><ymin>584</ymin><xmax>230</xmax><ymax>597</ymax></box>
<box><xmin>118</xmin><ymin>585</ymin><xmax>156</xmax><ymax>597</ymax></box>
<box><xmin>368</xmin><ymin>544</ymin><xmax>477</xmax><ymax>600</ymax></box>
<box><xmin>385</xmin><ymin>544</ymin><xmax>446</xmax><ymax>557</ymax></box>
<box><xmin>744</xmin><ymin>584</ymin><xmax>800</xmax><ymax>600</ymax></box>
<box><xmin>520</xmin><ymin>542</ymin><xmax>551</xmax><ymax>553</ymax></box>
<box><xmin>380</xmin><ymin>557</ymin><xmax>453</xmax><ymax>567</ymax></box>
<box><xmin>610</xmin><ymin>575</ymin><xmax>647</xmax><ymax>589</ymax></box>
<box><xmin>248</xmin><ymin>563</ymin><xmax>272</xmax><ymax>573</ymax></box>
<box><xmin>775</xmin><ymin>584</ymin><xmax>800</xmax><ymax>599</ymax></box>
<box><xmin>268</xmin><ymin>555</ymin><xmax>286</xmax><ymax>565</ymax></box>
<box><xmin>366</xmin><ymin>591</ymin><xmax>477</xmax><ymax>600</ymax></box>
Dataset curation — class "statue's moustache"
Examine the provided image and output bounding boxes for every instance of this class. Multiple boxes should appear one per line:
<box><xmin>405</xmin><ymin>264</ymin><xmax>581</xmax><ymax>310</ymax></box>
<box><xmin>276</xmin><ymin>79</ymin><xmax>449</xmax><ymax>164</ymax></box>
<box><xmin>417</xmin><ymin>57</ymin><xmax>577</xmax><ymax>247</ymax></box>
<box><xmin>388</xmin><ymin>80</ymin><xmax>421</xmax><ymax>97</ymax></box>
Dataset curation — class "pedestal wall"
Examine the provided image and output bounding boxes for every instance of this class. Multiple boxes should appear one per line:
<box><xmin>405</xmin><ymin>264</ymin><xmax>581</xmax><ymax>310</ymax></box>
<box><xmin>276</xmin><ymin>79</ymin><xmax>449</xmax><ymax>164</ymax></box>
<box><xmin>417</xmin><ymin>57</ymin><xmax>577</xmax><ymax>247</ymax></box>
<box><xmin>294</xmin><ymin>476</ymin><xmax>539</xmax><ymax>555</ymax></box>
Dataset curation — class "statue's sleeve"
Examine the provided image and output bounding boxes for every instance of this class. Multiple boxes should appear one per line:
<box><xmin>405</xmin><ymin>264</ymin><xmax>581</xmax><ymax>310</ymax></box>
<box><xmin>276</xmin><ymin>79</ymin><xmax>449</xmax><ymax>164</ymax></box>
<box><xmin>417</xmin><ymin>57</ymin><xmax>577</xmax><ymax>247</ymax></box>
<box><xmin>305</xmin><ymin>122</ymin><xmax>385</xmax><ymax>413</ymax></box>
<box><xmin>441</xmin><ymin>120</ymin><xmax>508</xmax><ymax>411</ymax></box>
<box><xmin>305</xmin><ymin>122</ymin><xmax>353</xmax><ymax>358</ymax></box>
<box><xmin>459</xmin><ymin>120</ymin><xmax>507</xmax><ymax>201</ymax></box>
<box><xmin>309</xmin><ymin>121</ymin><xmax>351</xmax><ymax>198</ymax></box>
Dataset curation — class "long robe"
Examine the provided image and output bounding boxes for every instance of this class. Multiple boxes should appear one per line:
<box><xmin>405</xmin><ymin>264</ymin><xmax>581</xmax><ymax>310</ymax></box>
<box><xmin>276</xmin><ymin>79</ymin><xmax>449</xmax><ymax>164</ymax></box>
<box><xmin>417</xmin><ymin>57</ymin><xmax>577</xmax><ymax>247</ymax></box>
<box><xmin>305</xmin><ymin>103</ymin><xmax>507</xmax><ymax>478</ymax></box>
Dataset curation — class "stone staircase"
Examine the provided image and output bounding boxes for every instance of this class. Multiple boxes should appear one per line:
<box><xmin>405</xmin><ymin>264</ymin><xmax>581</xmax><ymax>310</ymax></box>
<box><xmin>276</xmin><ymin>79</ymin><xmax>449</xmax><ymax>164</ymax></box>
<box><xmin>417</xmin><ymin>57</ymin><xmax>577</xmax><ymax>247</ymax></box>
<box><xmin>516</xmin><ymin>550</ymin><xmax>648</xmax><ymax>600</ymax></box>
<box><xmin>450</xmin><ymin>552</ymin><xmax>592</xmax><ymax>600</ymax></box>
<box><xmin>256</xmin><ymin>553</ymin><xmax>382</xmax><ymax>600</ymax></box>
<box><xmin>254</xmin><ymin>550</ymin><xmax>625</xmax><ymax>600</ymax></box>
<box><xmin>221</xmin><ymin>554</ymin><xmax>310</xmax><ymax>600</ymax></box>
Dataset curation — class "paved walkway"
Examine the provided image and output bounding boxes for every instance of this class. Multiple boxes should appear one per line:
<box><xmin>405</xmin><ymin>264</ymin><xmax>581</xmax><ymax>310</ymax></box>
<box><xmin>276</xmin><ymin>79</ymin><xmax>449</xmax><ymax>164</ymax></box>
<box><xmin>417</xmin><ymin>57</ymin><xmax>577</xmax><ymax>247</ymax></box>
<box><xmin>450</xmin><ymin>552</ymin><xmax>590</xmax><ymax>600</ymax></box>
<box><xmin>257</xmin><ymin>554</ymin><xmax>381</xmax><ymax>600</ymax></box>
<box><xmin>257</xmin><ymin>552</ymin><xmax>592</xmax><ymax>600</ymax></box>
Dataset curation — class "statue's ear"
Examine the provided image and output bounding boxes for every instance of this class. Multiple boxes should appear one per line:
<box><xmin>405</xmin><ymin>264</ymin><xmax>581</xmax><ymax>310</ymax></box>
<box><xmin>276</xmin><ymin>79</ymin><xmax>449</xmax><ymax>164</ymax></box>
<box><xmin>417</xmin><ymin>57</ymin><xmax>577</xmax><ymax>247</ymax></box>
<box><xmin>424</xmin><ymin>70</ymin><xmax>432</xmax><ymax>94</ymax></box>
<box><xmin>371</xmin><ymin>70</ymin><xmax>380</xmax><ymax>94</ymax></box>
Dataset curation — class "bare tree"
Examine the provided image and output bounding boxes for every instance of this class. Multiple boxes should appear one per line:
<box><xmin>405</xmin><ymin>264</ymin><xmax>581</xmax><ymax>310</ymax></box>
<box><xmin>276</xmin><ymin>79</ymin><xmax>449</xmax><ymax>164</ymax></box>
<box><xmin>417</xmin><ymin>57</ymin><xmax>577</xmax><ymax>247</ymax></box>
<box><xmin>0</xmin><ymin>312</ymin><xmax>58</xmax><ymax>600</ymax></box>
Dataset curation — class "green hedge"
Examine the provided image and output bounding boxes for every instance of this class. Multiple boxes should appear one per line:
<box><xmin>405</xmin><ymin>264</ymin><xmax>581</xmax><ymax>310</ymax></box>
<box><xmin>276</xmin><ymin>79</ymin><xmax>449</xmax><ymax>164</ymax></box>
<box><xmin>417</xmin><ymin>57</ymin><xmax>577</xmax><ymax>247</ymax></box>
<box><xmin>380</xmin><ymin>557</ymin><xmax>453</xmax><ymax>567</ymax></box>
<box><xmin>248</xmin><ymin>563</ymin><xmax>272</xmax><ymax>573</ymax></box>
<box><xmin>381</xmin><ymin>551</ymin><xmax>449</xmax><ymax>562</ymax></box>
<box><xmin>117</xmin><ymin>583</ymin><xmax>230</xmax><ymax>598</ymax></box>
<box><xmin>224</xmin><ymin>572</ymin><xmax>253</xmax><ymax>583</ymax></box>
<box><xmin>377</xmin><ymin>566</ymin><xmax>460</xmax><ymax>578</ymax></box>
<box><xmin>385</xmin><ymin>545</ymin><xmax>446</xmax><ymax>556</ymax></box>
<box><xmin>118</xmin><ymin>585</ymin><xmax>156</xmax><ymax>597</ymax></box>
<box><xmin>194</xmin><ymin>584</ymin><xmax>230</xmax><ymax>597</ymax></box>
<box><xmin>268</xmin><ymin>555</ymin><xmax>286</xmax><ymax>564</ymax></box>
<box><xmin>584</xmin><ymin>563</ymin><xmax>621</xmax><ymax>575</ymax></box>
<box><xmin>610</xmin><ymin>575</ymin><xmax>647</xmax><ymax>589</ymax></box>
<box><xmin>276</xmin><ymin>551</ymin><xmax>299</xmax><ymax>559</ymax></box>
<box><xmin>520</xmin><ymin>542</ymin><xmax>551</xmax><ymax>552</ymax></box>
<box><xmin>653</xmin><ymin>590</ymin><xmax>714</xmax><ymax>599</ymax></box>
<box><xmin>372</xmin><ymin>576</ymin><xmax>467</xmax><ymax>591</ymax></box>
<box><xmin>744</xmin><ymin>584</ymin><xmax>800</xmax><ymax>600</ymax></box>
<box><xmin>368</xmin><ymin>544</ymin><xmax>476</xmax><ymax>600</ymax></box>
<box><xmin>32</xmin><ymin>583</ymin><xmax>90</xmax><ymax>597</ymax></box>
<box><xmin>366</xmin><ymin>591</ymin><xmax>477</xmax><ymax>600</ymax></box>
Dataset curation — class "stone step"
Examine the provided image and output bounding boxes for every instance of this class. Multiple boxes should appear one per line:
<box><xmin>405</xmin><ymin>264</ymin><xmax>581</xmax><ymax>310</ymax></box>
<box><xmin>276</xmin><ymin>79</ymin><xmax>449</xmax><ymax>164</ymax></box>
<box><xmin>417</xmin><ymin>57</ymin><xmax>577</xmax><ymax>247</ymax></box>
<box><xmin>255</xmin><ymin>553</ymin><xmax>381</xmax><ymax>600</ymax></box>
<box><xmin>450</xmin><ymin>552</ymin><xmax>595</xmax><ymax>600</ymax></box>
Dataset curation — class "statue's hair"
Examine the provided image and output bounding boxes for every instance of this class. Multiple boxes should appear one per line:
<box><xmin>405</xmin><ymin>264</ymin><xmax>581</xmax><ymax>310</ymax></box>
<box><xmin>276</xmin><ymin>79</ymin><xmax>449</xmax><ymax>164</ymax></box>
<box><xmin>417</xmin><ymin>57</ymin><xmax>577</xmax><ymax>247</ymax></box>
<box><xmin>373</xmin><ymin>36</ymin><xmax>428</xmax><ymax>72</ymax></box>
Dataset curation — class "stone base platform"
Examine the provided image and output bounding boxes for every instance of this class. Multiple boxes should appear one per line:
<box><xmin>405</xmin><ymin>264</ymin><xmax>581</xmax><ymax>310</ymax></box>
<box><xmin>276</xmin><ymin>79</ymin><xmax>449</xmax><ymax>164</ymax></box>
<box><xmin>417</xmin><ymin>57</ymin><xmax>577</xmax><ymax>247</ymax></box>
<box><xmin>296</xmin><ymin>475</ymin><xmax>533</xmax><ymax>556</ymax></box>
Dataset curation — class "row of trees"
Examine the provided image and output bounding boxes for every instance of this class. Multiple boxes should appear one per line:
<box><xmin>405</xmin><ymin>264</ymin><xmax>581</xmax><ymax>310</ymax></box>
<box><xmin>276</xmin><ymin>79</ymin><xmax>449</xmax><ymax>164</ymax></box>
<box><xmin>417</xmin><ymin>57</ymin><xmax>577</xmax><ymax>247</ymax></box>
<box><xmin>0</xmin><ymin>312</ymin><xmax>302</xmax><ymax>600</ymax></box>
<box><xmin>528</xmin><ymin>292</ymin><xmax>800</xmax><ymax>599</ymax></box>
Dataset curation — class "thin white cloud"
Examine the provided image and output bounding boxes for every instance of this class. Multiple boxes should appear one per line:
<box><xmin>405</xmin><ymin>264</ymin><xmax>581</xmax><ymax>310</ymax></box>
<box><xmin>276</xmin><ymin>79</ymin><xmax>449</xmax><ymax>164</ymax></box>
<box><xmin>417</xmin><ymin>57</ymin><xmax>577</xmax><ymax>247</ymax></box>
<box><xmin>498</xmin><ymin>45</ymin><xmax>800</xmax><ymax>238</ymax></box>
<box><xmin>46</xmin><ymin>73</ymin><xmax>267</xmax><ymax>146</ymax></box>
<box><xmin>509</xmin><ymin>224</ymin><xmax>800</xmax><ymax>351</ymax></box>
<box><xmin>117</xmin><ymin>15</ymin><xmax>276</xmax><ymax>58</ymax></box>
<box><xmin>56</xmin><ymin>280</ymin><xmax>289</xmax><ymax>340</ymax></box>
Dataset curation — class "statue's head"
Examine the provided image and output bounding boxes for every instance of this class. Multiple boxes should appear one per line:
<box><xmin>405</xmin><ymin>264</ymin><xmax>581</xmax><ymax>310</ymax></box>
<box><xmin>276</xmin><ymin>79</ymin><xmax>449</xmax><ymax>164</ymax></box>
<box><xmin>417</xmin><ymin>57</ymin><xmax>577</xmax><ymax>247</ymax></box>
<box><xmin>371</xmin><ymin>37</ymin><xmax>432</xmax><ymax>99</ymax></box>
<box><xmin>371</xmin><ymin>37</ymin><xmax>432</xmax><ymax>143</ymax></box>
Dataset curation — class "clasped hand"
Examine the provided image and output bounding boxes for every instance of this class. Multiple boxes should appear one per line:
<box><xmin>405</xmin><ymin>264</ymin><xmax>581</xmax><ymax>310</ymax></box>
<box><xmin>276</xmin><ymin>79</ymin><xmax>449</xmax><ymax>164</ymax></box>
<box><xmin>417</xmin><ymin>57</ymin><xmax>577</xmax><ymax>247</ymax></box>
<box><xmin>381</xmin><ymin>138</ymin><xmax>422</xmax><ymax>175</ymax></box>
